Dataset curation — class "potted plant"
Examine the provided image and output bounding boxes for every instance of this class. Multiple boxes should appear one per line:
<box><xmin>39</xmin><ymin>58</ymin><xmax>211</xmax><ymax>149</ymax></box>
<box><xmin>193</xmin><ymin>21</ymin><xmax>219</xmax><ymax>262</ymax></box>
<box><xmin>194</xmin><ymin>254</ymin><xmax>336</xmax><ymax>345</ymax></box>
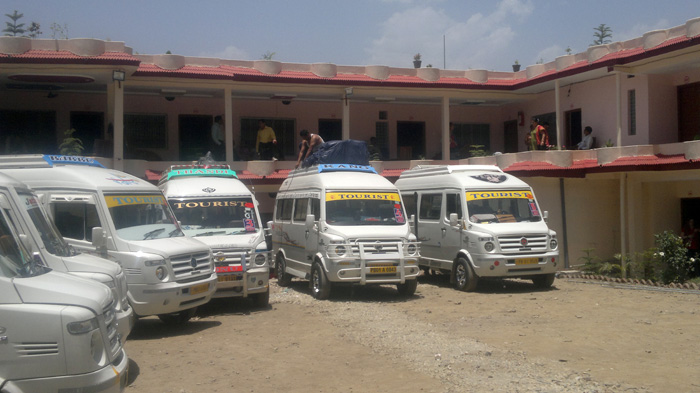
<box><xmin>512</xmin><ymin>60</ymin><xmax>521</xmax><ymax>72</ymax></box>
<box><xmin>413</xmin><ymin>53</ymin><xmax>422</xmax><ymax>69</ymax></box>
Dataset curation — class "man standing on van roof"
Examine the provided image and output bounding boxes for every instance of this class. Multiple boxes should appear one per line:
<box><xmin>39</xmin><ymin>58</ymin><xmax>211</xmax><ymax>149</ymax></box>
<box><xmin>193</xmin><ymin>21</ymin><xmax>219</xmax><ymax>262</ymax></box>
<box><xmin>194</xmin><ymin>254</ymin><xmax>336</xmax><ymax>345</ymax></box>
<box><xmin>256</xmin><ymin>119</ymin><xmax>277</xmax><ymax>160</ymax></box>
<box><xmin>296</xmin><ymin>129</ymin><xmax>324</xmax><ymax>168</ymax></box>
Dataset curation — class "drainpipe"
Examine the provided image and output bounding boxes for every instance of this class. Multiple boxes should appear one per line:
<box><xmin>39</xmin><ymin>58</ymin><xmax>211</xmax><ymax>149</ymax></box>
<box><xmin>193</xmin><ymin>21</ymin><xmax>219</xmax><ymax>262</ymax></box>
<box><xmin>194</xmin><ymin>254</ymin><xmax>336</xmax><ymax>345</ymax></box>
<box><xmin>620</xmin><ymin>173</ymin><xmax>627</xmax><ymax>276</ymax></box>
<box><xmin>616</xmin><ymin>72</ymin><xmax>622</xmax><ymax>147</ymax></box>
<box><xmin>113</xmin><ymin>79</ymin><xmax>124</xmax><ymax>171</ymax></box>
<box><xmin>559</xmin><ymin>178</ymin><xmax>569</xmax><ymax>269</ymax></box>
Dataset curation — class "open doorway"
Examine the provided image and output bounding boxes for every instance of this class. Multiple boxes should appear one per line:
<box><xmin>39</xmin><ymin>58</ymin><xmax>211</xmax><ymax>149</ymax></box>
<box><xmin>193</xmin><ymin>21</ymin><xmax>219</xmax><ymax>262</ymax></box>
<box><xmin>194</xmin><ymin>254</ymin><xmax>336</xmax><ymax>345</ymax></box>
<box><xmin>179</xmin><ymin>115</ymin><xmax>212</xmax><ymax>161</ymax></box>
<box><xmin>565</xmin><ymin>109</ymin><xmax>582</xmax><ymax>149</ymax></box>
<box><xmin>503</xmin><ymin>119</ymin><xmax>518</xmax><ymax>153</ymax></box>
<box><xmin>397</xmin><ymin>121</ymin><xmax>425</xmax><ymax>159</ymax></box>
<box><xmin>318</xmin><ymin>119</ymin><xmax>342</xmax><ymax>142</ymax></box>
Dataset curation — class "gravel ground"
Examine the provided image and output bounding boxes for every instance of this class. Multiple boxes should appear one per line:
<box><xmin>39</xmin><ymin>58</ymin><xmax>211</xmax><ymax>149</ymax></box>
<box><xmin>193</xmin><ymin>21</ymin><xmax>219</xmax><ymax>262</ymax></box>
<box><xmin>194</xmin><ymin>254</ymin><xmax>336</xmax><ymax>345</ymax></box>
<box><xmin>125</xmin><ymin>274</ymin><xmax>700</xmax><ymax>393</ymax></box>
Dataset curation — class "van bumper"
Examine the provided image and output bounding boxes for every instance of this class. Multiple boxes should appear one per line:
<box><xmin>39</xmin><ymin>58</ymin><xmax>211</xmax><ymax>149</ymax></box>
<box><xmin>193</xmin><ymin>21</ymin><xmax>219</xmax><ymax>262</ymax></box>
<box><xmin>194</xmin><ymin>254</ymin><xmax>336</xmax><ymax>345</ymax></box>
<box><xmin>471</xmin><ymin>251</ymin><xmax>559</xmax><ymax>278</ymax></box>
<box><xmin>128</xmin><ymin>273</ymin><xmax>217</xmax><ymax>316</ymax></box>
<box><xmin>1</xmin><ymin>347</ymin><xmax>129</xmax><ymax>393</ymax></box>
<box><xmin>212</xmin><ymin>267</ymin><xmax>269</xmax><ymax>298</ymax></box>
<box><xmin>329</xmin><ymin>259</ymin><xmax>421</xmax><ymax>284</ymax></box>
<box><xmin>116</xmin><ymin>306</ymin><xmax>134</xmax><ymax>343</ymax></box>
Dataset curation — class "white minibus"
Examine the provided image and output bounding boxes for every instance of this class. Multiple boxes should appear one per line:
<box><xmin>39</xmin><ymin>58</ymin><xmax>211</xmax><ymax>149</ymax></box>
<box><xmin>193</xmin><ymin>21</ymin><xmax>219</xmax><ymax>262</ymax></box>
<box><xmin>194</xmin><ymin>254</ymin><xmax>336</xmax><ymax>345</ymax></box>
<box><xmin>272</xmin><ymin>163</ymin><xmax>420</xmax><ymax>299</ymax></box>
<box><xmin>395</xmin><ymin>165</ymin><xmax>559</xmax><ymax>291</ymax></box>
<box><xmin>159</xmin><ymin>164</ymin><xmax>270</xmax><ymax>306</ymax></box>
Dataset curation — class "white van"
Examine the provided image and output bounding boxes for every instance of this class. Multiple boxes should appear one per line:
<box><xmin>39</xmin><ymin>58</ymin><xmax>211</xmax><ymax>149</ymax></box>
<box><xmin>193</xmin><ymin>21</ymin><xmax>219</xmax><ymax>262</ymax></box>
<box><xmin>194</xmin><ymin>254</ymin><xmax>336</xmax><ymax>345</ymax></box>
<box><xmin>0</xmin><ymin>171</ymin><xmax>133</xmax><ymax>341</ymax></box>
<box><xmin>159</xmin><ymin>164</ymin><xmax>270</xmax><ymax>306</ymax></box>
<box><xmin>271</xmin><ymin>163</ymin><xmax>420</xmax><ymax>299</ymax></box>
<box><xmin>0</xmin><ymin>199</ymin><xmax>128</xmax><ymax>392</ymax></box>
<box><xmin>395</xmin><ymin>165</ymin><xmax>559</xmax><ymax>291</ymax></box>
<box><xmin>0</xmin><ymin>155</ymin><xmax>217</xmax><ymax>323</ymax></box>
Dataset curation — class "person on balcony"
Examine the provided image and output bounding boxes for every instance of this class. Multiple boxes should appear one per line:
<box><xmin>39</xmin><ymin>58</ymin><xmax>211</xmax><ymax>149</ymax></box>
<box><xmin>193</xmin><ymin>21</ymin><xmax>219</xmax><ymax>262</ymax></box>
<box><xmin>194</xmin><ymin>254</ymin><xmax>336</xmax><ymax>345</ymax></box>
<box><xmin>578</xmin><ymin>126</ymin><xmax>593</xmax><ymax>150</ymax></box>
<box><xmin>256</xmin><ymin>119</ymin><xmax>277</xmax><ymax>160</ymax></box>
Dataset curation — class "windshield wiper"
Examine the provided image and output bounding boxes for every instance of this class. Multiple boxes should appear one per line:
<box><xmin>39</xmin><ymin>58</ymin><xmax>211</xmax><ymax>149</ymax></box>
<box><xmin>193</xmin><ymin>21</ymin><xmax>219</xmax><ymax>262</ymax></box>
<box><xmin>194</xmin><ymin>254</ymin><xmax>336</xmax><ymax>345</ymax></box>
<box><xmin>143</xmin><ymin>228</ymin><xmax>165</xmax><ymax>240</ymax></box>
<box><xmin>168</xmin><ymin>228</ymin><xmax>182</xmax><ymax>237</ymax></box>
<box><xmin>194</xmin><ymin>230</ymin><xmax>227</xmax><ymax>237</ymax></box>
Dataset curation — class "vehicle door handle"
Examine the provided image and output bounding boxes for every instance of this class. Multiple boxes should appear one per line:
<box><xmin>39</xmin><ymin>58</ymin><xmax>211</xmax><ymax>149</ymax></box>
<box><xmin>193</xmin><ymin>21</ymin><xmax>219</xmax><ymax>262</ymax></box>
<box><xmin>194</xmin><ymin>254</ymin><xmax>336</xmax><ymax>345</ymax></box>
<box><xmin>305</xmin><ymin>230</ymin><xmax>309</xmax><ymax>239</ymax></box>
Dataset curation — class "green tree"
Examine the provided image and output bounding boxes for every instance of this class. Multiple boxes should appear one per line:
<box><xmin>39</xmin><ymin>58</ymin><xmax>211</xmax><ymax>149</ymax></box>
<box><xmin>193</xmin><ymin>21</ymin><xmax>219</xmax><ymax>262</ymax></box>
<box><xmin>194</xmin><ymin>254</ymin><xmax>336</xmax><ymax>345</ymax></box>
<box><xmin>592</xmin><ymin>24</ymin><xmax>613</xmax><ymax>46</ymax></box>
<box><xmin>3</xmin><ymin>10</ymin><xmax>25</xmax><ymax>36</ymax></box>
<box><xmin>58</xmin><ymin>129</ymin><xmax>84</xmax><ymax>156</ymax></box>
<box><xmin>261</xmin><ymin>51</ymin><xmax>276</xmax><ymax>60</ymax></box>
<box><xmin>27</xmin><ymin>21</ymin><xmax>41</xmax><ymax>38</ymax></box>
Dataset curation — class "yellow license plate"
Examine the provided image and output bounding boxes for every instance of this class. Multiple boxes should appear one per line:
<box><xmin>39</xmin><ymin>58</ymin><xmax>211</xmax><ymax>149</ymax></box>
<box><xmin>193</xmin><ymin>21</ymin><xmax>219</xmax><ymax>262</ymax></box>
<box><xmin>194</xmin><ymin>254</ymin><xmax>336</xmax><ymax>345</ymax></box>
<box><xmin>190</xmin><ymin>283</ymin><xmax>209</xmax><ymax>295</ymax></box>
<box><xmin>370</xmin><ymin>266</ymin><xmax>396</xmax><ymax>274</ymax></box>
<box><xmin>515</xmin><ymin>258</ymin><xmax>539</xmax><ymax>265</ymax></box>
<box><xmin>217</xmin><ymin>275</ymin><xmax>241</xmax><ymax>282</ymax></box>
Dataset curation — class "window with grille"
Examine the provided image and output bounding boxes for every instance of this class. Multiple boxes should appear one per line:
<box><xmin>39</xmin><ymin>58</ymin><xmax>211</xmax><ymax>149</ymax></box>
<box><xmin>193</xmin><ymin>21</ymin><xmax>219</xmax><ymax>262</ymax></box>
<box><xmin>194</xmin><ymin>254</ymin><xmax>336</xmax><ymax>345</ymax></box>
<box><xmin>628</xmin><ymin>89</ymin><xmax>636</xmax><ymax>135</ymax></box>
<box><xmin>124</xmin><ymin>114</ymin><xmax>167</xmax><ymax>149</ymax></box>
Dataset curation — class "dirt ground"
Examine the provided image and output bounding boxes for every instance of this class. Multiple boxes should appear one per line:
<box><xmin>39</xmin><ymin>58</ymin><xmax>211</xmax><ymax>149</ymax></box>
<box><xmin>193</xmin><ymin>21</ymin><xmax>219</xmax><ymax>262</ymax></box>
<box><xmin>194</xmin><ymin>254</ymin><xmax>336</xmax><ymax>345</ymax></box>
<box><xmin>124</xmin><ymin>274</ymin><xmax>700</xmax><ymax>393</ymax></box>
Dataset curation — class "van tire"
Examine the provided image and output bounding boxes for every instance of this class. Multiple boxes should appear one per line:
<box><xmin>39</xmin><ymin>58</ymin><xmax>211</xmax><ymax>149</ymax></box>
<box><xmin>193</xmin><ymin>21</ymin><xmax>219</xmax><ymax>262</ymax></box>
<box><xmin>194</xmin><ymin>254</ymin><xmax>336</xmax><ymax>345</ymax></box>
<box><xmin>454</xmin><ymin>257</ymin><xmax>478</xmax><ymax>292</ymax></box>
<box><xmin>276</xmin><ymin>254</ymin><xmax>292</xmax><ymax>287</ymax></box>
<box><xmin>310</xmin><ymin>263</ymin><xmax>331</xmax><ymax>300</ymax></box>
<box><xmin>397</xmin><ymin>279</ymin><xmax>418</xmax><ymax>296</ymax></box>
<box><xmin>531</xmin><ymin>273</ymin><xmax>555</xmax><ymax>288</ymax></box>
<box><xmin>253</xmin><ymin>289</ymin><xmax>270</xmax><ymax>308</ymax></box>
<box><xmin>158</xmin><ymin>307</ymin><xmax>197</xmax><ymax>324</ymax></box>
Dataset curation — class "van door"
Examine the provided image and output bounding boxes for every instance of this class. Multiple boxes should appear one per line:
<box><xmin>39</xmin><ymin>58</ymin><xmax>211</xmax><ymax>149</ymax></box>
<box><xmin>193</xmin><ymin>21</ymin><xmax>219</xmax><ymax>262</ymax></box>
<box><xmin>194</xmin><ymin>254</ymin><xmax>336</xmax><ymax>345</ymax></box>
<box><xmin>442</xmin><ymin>192</ymin><xmax>464</xmax><ymax>262</ymax></box>
<box><xmin>47</xmin><ymin>194</ymin><xmax>103</xmax><ymax>254</ymax></box>
<box><xmin>292</xmin><ymin>198</ymin><xmax>313</xmax><ymax>274</ymax></box>
<box><xmin>304</xmin><ymin>198</ymin><xmax>320</xmax><ymax>266</ymax></box>
<box><xmin>418</xmin><ymin>193</ymin><xmax>445</xmax><ymax>268</ymax></box>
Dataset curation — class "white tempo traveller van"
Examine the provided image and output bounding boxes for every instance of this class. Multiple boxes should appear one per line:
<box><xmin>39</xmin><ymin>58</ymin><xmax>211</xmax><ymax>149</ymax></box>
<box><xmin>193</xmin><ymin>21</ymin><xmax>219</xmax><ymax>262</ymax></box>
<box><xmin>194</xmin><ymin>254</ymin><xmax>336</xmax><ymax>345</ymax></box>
<box><xmin>272</xmin><ymin>163</ymin><xmax>420</xmax><ymax>299</ymax></box>
<box><xmin>0</xmin><ymin>171</ymin><xmax>133</xmax><ymax>341</ymax></box>
<box><xmin>0</xmin><ymin>155</ymin><xmax>217</xmax><ymax>324</ymax></box>
<box><xmin>395</xmin><ymin>165</ymin><xmax>559</xmax><ymax>291</ymax></box>
<box><xmin>0</xmin><ymin>199</ymin><xmax>128</xmax><ymax>392</ymax></box>
<box><xmin>159</xmin><ymin>164</ymin><xmax>270</xmax><ymax>307</ymax></box>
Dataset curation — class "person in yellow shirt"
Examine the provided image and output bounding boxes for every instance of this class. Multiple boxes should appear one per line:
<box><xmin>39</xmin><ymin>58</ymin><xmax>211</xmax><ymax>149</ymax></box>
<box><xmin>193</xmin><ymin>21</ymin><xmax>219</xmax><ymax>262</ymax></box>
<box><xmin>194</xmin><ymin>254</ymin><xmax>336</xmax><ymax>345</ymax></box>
<box><xmin>256</xmin><ymin>119</ymin><xmax>277</xmax><ymax>160</ymax></box>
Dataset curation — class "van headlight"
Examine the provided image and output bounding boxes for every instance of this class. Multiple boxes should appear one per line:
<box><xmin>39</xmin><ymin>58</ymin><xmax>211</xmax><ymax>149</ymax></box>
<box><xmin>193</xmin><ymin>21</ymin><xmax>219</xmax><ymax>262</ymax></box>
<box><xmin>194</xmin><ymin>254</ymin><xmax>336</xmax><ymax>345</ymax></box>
<box><xmin>155</xmin><ymin>266</ymin><xmax>168</xmax><ymax>281</ymax></box>
<box><xmin>550</xmin><ymin>239</ymin><xmax>558</xmax><ymax>250</ymax></box>
<box><xmin>406</xmin><ymin>243</ymin><xmax>418</xmax><ymax>256</ymax></box>
<box><xmin>90</xmin><ymin>330</ymin><xmax>107</xmax><ymax>365</ymax></box>
<box><xmin>254</xmin><ymin>253</ymin><xmax>267</xmax><ymax>266</ymax></box>
<box><xmin>484</xmin><ymin>242</ymin><xmax>495</xmax><ymax>252</ymax></box>
<box><xmin>333</xmin><ymin>245</ymin><xmax>348</xmax><ymax>257</ymax></box>
<box><xmin>67</xmin><ymin>317</ymin><xmax>99</xmax><ymax>335</ymax></box>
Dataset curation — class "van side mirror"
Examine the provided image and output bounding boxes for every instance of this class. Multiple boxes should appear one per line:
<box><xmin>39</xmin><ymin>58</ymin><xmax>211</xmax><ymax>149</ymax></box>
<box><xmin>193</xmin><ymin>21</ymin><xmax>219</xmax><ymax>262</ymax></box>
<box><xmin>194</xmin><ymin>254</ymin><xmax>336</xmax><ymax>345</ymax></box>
<box><xmin>543</xmin><ymin>211</ymin><xmax>548</xmax><ymax>222</ymax></box>
<box><xmin>305</xmin><ymin>214</ymin><xmax>316</xmax><ymax>228</ymax></box>
<box><xmin>449</xmin><ymin>213</ymin><xmax>459</xmax><ymax>226</ymax></box>
<box><xmin>92</xmin><ymin>227</ymin><xmax>106</xmax><ymax>248</ymax></box>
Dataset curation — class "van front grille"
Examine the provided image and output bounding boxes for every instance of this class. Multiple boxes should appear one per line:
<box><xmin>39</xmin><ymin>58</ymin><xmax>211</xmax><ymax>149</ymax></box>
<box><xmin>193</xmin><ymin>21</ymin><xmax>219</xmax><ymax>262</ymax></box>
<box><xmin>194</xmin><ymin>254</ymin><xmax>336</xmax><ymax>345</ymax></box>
<box><xmin>15</xmin><ymin>342</ymin><xmax>59</xmax><ymax>356</ymax></box>
<box><xmin>498</xmin><ymin>235</ymin><xmax>548</xmax><ymax>252</ymax></box>
<box><xmin>171</xmin><ymin>252</ymin><xmax>212</xmax><ymax>278</ymax></box>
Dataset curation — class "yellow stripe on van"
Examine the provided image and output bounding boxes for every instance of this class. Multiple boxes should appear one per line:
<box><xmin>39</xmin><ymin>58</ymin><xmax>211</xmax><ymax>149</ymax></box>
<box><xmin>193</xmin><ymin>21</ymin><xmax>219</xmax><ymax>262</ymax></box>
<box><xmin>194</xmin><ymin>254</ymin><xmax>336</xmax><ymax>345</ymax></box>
<box><xmin>326</xmin><ymin>192</ymin><xmax>400</xmax><ymax>202</ymax></box>
<box><xmin>466</xmin><ymin>191</ymin><xmax>533</xmax><ymax>201</ymax></box>
<box><xmin>105</xmin><ymin>195</ymin><xmax>166</xmax><ymax>208</ymax></box>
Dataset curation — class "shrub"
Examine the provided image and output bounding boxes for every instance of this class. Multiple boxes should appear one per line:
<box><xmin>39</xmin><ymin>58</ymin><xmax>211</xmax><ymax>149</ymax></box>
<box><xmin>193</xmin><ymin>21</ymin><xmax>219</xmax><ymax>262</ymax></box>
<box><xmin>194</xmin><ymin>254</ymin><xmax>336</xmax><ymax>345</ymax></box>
<box><xmin>654</xmin><ymin>231</ymin><xmax>694</xmax><ymax>284</ymax></box>
<box><xmin>58</xmin><ymin>128</ymin><xmax>84</xmax><ymax>156</ymax></box>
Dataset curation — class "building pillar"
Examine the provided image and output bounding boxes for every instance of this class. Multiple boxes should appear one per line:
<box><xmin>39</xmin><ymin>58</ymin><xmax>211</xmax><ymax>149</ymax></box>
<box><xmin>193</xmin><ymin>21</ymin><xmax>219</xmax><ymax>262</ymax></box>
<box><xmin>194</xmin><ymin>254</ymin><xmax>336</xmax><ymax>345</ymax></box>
<box><xmin>616</xmin><ymin>72</ymin><xmax>622</xmax><ymax>147</ymax></box>
<box><xmin>224</xmin><ymin>87</ymin><xmax>233</xmax><ymax>162</ymax></box>
<box><xmin>620</xmin><ymin>172</ymin><xmax>628</xmax><ymax>276</ymax></box>
<box><xmin>109</xmin><ymin>80</ymin><xmax>124</xmax><ymax>171</ymax></box>
<box><xmin>555</xmin><ymin>79</ymin><xmax>562</xmax><ymax>149</ymax></box>
<box><xmin>342</xmin><ymin>94</ymin><xmax>350</xmax><ymax>140</ymax></box>
<box><xmin>442</xmin><ymin>96</ymin><xmax>450</xmax><ymax>160</ymax></box>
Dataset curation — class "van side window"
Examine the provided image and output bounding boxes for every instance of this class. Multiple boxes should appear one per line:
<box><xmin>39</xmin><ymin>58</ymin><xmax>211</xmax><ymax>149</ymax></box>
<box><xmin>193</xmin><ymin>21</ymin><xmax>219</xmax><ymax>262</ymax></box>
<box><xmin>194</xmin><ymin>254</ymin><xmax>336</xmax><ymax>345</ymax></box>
<box><xmin>293</xmin><ymin>198</ymin><xmax>308</xmax><ymax>222</ymax></box>
<box><xmin>402</xmin><ymin>194</ymin><xmax>416</xmax><ymax>218</ymax></box>
<box><xmin>419</xmin><ymin>194</ymin><xmax>442</xmax><ymax>220</ymax></box>
<box><xmin>53</xmin><ymin>202</ymin><xmax>101</xmax><ymax>241</ymax></box>
<box><xmin>276</xmin><ymin>199</ymin><xmax>293</xmax><ymax>221</ymax></box>
<box><xmin>445</xmin><ymin>193</ymin><xmax>462</xmax><ymax>219</ymax></box>
<box><xmin>310</xmin><ymin>198</ymin><xmax>320</xmax><ymax>219</ymax></box>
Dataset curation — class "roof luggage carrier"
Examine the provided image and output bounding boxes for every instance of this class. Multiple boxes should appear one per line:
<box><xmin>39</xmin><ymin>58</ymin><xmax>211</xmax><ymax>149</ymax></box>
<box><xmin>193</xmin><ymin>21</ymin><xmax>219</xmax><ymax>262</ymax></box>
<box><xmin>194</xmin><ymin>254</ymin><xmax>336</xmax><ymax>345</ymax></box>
<box><xmin>398</xmin><ymin>164</ymin><xmax>503</xmax><ymax>178</ymax></box>
<box><xmin>158</xmin><ymin>164</ymin><xmax>238</xmax><ymax>186</ymax></box>
<box><xmin>0</xmin><ymin>154</ymin><xmax>106</xmax><ymax>169</ymax></box>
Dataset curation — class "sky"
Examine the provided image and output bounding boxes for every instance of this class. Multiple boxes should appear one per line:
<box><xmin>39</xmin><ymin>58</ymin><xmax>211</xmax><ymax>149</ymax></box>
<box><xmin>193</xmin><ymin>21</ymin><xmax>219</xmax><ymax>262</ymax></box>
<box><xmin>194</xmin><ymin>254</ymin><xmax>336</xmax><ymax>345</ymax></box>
<box><xmin>3</xmin><ymin>0</ymin><xmax>700</xmax><ymax>71</ymax></box>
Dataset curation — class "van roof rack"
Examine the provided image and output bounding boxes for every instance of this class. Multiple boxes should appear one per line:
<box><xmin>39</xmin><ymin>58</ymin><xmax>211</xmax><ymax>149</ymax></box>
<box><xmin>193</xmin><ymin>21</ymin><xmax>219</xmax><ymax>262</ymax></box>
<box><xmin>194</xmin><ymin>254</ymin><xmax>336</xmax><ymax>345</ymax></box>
<box><xmin>0</xmin><ymin>154</ymin><xmax>105</xmax><ymax>169</ymax></box>
<box><xmin>159</xmin><ymin>164</ymin><xmax>238</xmax><ymax>185</ymax></box>
<box><xmin>291</xmin><ymin>163</ymin><xmax>377</xmax><ymax>176</ymax></box>
<box><xmin>400</xmin><ymin>164</ymin><xmax>502</xmax><ymax>178</ymax></box>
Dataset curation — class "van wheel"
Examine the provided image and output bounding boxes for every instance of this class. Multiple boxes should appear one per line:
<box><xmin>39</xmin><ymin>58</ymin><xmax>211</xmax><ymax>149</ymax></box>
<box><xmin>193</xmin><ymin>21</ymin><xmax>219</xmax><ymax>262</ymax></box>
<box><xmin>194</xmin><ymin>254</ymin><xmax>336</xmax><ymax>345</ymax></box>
<box><xmin>397</xmin><ymin>279</ymin><xmax>418</xmax><ymax>296</ymax></box>
<box><xmin>158</xmin><ymin>307</ymin><xmax>197</xmax><ymax>324</ymax></box>
<box><xmin>253</xmin><ymin>289</ymin><xmax>270</xmax><ymax>308</ymax></box>
<box><xmin>276</xmin><ymin>254</ymin><xmax>292</xmax><ymax>287</ymax></box>
<box><xmin>531</xmin><ymin>273</ymin><xmax>555</xmax><ymax>288</ymax></box>
<box><xmin>454</xmin><ymin>257</ymin><xmax>478</xmax><ymax>292</ymax></box>
<box><xmin>310</xmin><ymin>263</ymin><xmax>331</xmax><ymax>300</ymax></box>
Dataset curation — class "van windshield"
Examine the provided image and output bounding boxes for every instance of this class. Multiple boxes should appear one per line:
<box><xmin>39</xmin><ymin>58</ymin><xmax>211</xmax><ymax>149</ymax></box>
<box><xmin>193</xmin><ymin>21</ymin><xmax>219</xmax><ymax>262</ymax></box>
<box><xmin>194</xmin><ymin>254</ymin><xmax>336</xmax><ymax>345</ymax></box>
<box><xmin>0</xmin><ymin>209</ymin><xmax>36</xmax><ymax>278</ymax></box>
<box><xmin>168</xmin><ymin>198</ymin><xmax>261</xmax><ymax>236</ymax></box>
<box><xmin>325</xmin><ymin>192</ymin><xmax>406</xmax><ymax>226</ymax></box>
<box><xmin>466</xmin><ymin>190</ymin><xmax>542</xmax><ymax>223</ymax></box>
<box><xmin>19</xmin><ymin>192</ymin><xmax>74</xmax><ymax>257</ymax></box>
<box><xmin>104</xmin><ymin>194</ymin><xmax>184</xmax><ymax>241</ymax></box>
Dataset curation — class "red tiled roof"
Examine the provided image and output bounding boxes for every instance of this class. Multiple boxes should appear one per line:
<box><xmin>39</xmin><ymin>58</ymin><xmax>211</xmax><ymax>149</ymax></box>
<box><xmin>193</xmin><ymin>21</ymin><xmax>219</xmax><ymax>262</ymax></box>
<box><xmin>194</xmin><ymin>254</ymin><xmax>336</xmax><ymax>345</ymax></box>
<box><xmin>0</xmin><ymin>50</ymin><xmax>140</xmax><ymax>65</ymax></box>
<box><xmin>504</xmin><ymin>154</ymin><xmax>700</xmax><ymax>177</ymax></box>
